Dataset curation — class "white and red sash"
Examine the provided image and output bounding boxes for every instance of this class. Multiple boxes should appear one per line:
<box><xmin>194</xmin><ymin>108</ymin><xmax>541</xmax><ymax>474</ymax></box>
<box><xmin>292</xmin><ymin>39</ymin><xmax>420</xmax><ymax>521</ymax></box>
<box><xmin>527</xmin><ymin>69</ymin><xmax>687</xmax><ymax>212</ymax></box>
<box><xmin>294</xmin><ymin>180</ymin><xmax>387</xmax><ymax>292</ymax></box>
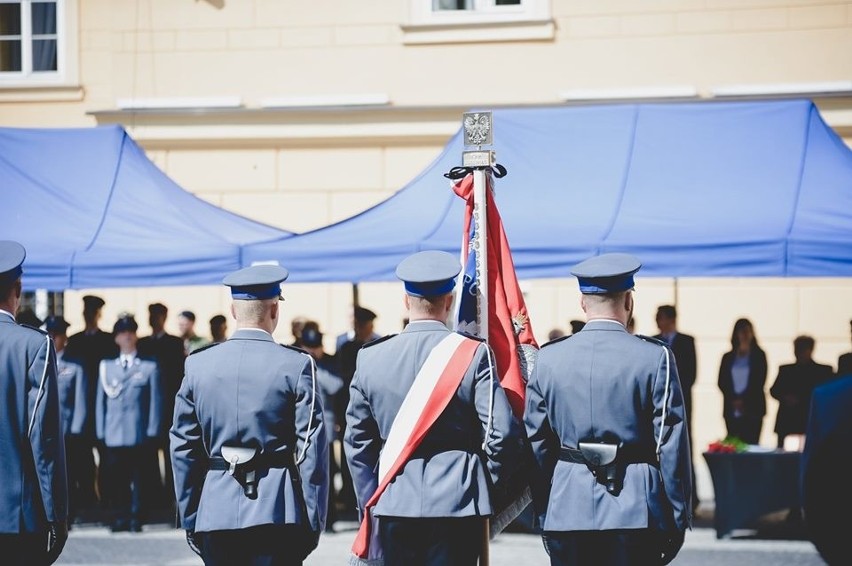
<box><xmin>350</xmin><ymin>333</ymin><xmax>482</xmax><ymax>565</ymax></box>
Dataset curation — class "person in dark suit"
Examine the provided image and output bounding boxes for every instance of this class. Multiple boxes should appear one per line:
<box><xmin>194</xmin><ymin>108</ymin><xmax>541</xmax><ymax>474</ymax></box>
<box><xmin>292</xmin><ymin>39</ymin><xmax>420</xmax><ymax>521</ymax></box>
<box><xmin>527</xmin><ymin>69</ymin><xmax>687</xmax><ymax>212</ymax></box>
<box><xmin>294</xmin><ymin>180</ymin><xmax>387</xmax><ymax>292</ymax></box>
<box><xmin>170</xmin><ymin>264</ymin><xmax>328</xmax><ymax>566</ymax></box>
<box><xmin>0</xmin><ymin>241</ymin><xmax>68</xmax><ymax>565</ymax></box>
<box><xmin>769</xmin><ymin>335</ymin><xmax>835</xmax><ymax>449</ymax></box>
<box><xmin>64</xmin><ymin>293</ymin><xmax>119</xmax><ymax>515</ymax></box>
<box><xmin>654</xmin><ymin>304</ymin><xmax>699</xmax><ymax>509</ymax></box>
<box><xmin>345</xmin><ymin>250</ymin><xmax>523</xmax><ymax>566</ymax></box>
<box><xmin>801</xmin><ymin>374</ymin><xmax>852</xmax><ymax>565</ymax></box>
<box><xmin>335</xmin><ymin>305</ymin><xmax>380</xmax><ymax>516</ymax></box>
<box><xmin>137</xmin><ymin>302</ymin><xmax>186</xmax><ymax>516</ymax></box>
<box><xmin>717</xmin><ymin>318</ymin><xmax>768</xmax><ymax>445</ymax></box>
<box><xmin>837</xmin><ymin>319</ymin><xmax>852</xmax><ymax>377</ymax></box>
<box><xmin>526</xmin><ymin>253</ymin><xmax>692</xmax><ymax>566</ymax></box>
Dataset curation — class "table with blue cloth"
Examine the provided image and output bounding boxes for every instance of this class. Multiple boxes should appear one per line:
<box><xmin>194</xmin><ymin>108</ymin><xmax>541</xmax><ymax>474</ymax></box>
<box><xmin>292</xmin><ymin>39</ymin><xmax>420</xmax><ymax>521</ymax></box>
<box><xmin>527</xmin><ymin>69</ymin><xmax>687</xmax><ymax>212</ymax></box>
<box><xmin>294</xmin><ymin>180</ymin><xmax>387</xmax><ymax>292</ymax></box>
<box><xmin>703</xmin><ymin>450</ymin><xmax>801</xmax><ymax>539</ymax></box>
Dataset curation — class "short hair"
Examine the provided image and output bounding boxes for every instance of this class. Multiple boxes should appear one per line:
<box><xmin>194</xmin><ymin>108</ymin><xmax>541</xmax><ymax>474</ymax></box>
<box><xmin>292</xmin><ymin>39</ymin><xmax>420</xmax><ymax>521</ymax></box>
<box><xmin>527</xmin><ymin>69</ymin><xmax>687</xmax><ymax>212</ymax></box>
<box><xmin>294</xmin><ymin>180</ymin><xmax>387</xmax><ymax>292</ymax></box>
<box><xmin>232</xmin><ymin>299</ymin><xmax>271</xmax><ymax>324</ymax></box>
<box><xmin>148</xmin><ymin>303</ymin><xmax>168</xmax><ymax>316</ymax></box>
<box><xmin>794</xmin><ymin>335</ymin><xmax>815</xmax><ymax>353</ymax></box>
<box><xmin>179</xmin><ymin>310</ymin><xmax>196</xmax><ymax>322</ymax></box>
<box><xmin>408</xmin><ymin>295</ymin><xmax>446</xmax><ymax>318</ymax></box>
<box><xmin>656</xmin><ymin>305</ymin><xmax>677</xmax><ymax>319</ymax></box>
<box><xmin>209</xmin><ymin>314</ymin><xmax>227</xmax><ymax>327</ymax></box>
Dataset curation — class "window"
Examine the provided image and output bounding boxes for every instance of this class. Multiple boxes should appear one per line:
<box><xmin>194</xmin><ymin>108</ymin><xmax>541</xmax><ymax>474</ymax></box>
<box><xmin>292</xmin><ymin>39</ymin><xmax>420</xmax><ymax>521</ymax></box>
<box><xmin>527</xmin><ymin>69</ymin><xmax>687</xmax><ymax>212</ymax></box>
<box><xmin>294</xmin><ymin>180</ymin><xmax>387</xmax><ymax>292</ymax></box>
<box><xmin>0</xmin><ymin>0</ymin><xmax>76</xmax><ymax>87</ymax></box>
<box><xmin>405</xmin><ymin>0</ymin><xmax>552</xmax><ymax>44</ymax></box>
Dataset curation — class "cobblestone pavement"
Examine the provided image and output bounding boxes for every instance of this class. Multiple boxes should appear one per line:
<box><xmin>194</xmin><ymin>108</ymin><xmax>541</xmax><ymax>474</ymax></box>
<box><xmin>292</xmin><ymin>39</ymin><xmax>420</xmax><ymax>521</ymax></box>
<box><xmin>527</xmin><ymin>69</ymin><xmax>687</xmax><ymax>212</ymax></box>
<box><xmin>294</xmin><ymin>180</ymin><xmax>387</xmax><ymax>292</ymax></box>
<box><xmin>55</xmin><ymin>514</ymin><xmax>827</xmax><ymax>566</ymax></box>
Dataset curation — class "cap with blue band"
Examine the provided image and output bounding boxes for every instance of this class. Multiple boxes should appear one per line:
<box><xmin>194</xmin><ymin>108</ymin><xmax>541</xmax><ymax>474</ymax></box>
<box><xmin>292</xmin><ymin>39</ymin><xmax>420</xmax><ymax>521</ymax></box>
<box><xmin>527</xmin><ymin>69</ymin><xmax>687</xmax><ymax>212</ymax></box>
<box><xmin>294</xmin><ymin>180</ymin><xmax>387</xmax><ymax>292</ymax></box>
<box><xmin>223</xmin><ymin>264</ymin><xmax>289</xmax><ymax>301</ymax></box>
<box><xmin>570</xmin><ymin>252</ymin><xmax>642</xmax><ymax>294</ymax></box>
<box><xmin>0</xmin><ymin>240</ymin><xmax>25</xmax><ymax>284</ymax></box>
<box><xmin>395</xmin><ymin>250</ymin><xmax>461</xmax><ymax>298</ymax></box>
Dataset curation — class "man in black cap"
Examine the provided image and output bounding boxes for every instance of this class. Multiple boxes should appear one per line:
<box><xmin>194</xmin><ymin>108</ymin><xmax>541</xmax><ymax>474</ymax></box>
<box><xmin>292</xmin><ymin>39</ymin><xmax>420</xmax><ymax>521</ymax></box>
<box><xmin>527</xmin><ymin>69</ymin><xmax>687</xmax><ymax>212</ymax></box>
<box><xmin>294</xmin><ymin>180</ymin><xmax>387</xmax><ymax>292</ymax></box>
<box><xmin>301</xmin><ymin>324</ymin><xmax>345</xmax><ymax>533</ymax></box>
<box><xmin>65</xmin><ymin>293</ymin><xmax>118</xmax><ymax>516</ymax></box>
<box><xmin>0</xmin><ymin>241</ymin><xmax>68</xmax><ymax>564</ymax></box>
<box><xmin>170</xmin><ymin>264</ymin><xmax>328</xmax><ymax>565</ymax></box>
<box><xmin>524</xmin><ymin>252</ymin><xmax>692</xmax><ymax>566</ymax></box>
<box><xmin>137</xmin><ymin>303</ymin><xmax>186</xmax><ymax>517</ymax></box>
<box><xmin>344</xmin><ymin>250</ymin><xmax>523</xmax><ymax>566</ymax></box>
<box><xmin>335</xmin><ymin>304</ymin><xmax>381</xmax><ymax>516</ymax></box>
<box><xmin>45</xmin><ymin>315</ymin><xmax>87</xmax><ymax>526</ymax></box>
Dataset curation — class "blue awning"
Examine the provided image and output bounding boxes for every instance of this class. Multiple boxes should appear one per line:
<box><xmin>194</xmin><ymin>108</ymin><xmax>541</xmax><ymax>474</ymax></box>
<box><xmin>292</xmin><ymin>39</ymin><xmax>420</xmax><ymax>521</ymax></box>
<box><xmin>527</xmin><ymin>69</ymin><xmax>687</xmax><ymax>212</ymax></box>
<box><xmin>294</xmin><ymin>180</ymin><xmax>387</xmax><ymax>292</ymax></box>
<box><xmin>0</xmin><ymin>125</ymin><xmax>292</xmax><ymax>290</ymax></box>
<box><xmin>243</xmin><ymin>99</ymin><xmax>852</xmax><ymax>281</ymax></box>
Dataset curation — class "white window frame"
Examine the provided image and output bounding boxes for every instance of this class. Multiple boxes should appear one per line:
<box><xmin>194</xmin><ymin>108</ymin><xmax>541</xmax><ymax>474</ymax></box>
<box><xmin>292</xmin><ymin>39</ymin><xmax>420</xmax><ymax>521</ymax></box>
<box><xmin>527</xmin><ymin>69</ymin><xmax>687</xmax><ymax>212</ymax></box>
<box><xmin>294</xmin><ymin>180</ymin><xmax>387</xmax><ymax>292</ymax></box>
<box><xmin>408</xmin><ymin>0</ymin><xmax>550</xmax><ymax>27</ymax></box>
<box><xmin>404</xmin><ymin>0</ymin><xmax>553</xmax><ymax>44</ymax></box>
<box><xmin>0</xmin><ymin>0</ymin><xmax>78</xmax><ymax>88</ymax></box>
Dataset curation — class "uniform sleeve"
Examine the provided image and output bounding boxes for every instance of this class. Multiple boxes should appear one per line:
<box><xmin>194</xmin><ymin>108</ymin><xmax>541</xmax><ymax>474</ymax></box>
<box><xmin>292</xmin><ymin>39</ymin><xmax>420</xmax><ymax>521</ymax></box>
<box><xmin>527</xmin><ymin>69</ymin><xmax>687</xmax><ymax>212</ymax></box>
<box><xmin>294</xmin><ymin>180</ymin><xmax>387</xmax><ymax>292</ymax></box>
<box><xmin>147</xmin><ymin>365</ymin><xmax>161</xmax><ymax>438</ymax></box>
<box><xmin>343</xmin><ymin>356</ymin><xmax>380</xmax><ymax>520</ymax></box>
<box><xmin>28</xmin><ymin>334</ymin><xmax>68</xmax><ymax>523</ymax></box>
<box><xmin>169</xmin><ymin>372</ymin><xmax>205</xmax><ymax>531</ymax></box>
<box><xmin>294</xmin><ymin>355</ymin><xmax>328</xmax><ymax>534</ymax></box>
<box><xmin>523</xmin><ymin>357</ymin><xmax>558</xmax><ymax>522</ymax></box>
<box><xmin>473</xmin><ymin>343</ymin><xmax>523</xmax><ymax>490</ymax></box>
<box><xmin>70</xmin><ymin>364</ymin><xmax>87</xmax><ymax>435</ymax></box>
<box><xmin>95</xmin><ymin>361</ymin><xmax>106</xmax><ymax>441</ymax></box>
<box><xmin>653</xmin><ymin>346</ymin><xmax>693</xmax><ymax>531</ymax></box>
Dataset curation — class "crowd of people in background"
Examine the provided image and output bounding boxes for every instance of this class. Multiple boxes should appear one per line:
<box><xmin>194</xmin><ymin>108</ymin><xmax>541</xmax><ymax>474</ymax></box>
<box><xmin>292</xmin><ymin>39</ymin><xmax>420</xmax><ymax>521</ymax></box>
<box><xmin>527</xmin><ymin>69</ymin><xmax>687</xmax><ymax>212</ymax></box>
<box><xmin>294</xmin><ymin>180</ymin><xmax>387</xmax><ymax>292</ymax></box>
<box><xmin>16</xmin><ymin>292</ymin><xmax>388</xmax><ymax>534</ymax></box>
<box><xmin>15</xmin><ymin>288</ymin><xmax>852</xmax><ymax>535</ymax></box>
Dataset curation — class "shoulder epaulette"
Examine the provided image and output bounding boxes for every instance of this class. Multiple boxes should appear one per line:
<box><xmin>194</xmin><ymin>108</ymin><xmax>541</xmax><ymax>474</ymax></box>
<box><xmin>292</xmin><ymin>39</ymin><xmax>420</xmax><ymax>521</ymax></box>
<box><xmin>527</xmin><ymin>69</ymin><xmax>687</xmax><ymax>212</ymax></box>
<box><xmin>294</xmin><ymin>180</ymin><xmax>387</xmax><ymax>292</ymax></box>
<box><xmin>280</xmin><ymin>343</ymin><xmax>310</xmax><ymax>355</ymax></box>
<box><xmin>456</xmin><ymin>331</ymin><xmax>486</xmax><ymax>343</ymax></box>
<box><xmin>189</xmin><ymin>341</ymin><xmax>220</xmax><ymax>355</ymax></box>
<box><xmin>19</xmin><ymin>323</ymin><xmax>48</xmax><ymax>335</ymax></box>
<box><xmin>362</xmin><ymin>334</ymin><xmax>396</xmax><ymax>349</ymax></box>
<box><xmin>636</xmin><ymin>334</ymin><xmax>668</xmax><ymax>347</ymax></box>
<box><xmin>541</xmin><ymin>334</ymin><xmax>571</xmax><ymax>348</ymax></box>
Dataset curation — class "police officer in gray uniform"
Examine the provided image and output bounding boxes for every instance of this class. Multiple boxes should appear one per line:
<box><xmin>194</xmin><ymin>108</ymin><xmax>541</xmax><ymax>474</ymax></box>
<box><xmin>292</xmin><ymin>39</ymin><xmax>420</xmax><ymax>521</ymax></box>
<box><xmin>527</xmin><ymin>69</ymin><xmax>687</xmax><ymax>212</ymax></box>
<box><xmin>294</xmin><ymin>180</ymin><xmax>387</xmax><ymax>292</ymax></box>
<box><xmin>96</xmin><ymin>314</ymin><xmax>161</xmax><ymax>532</ymax></box>
<box><xmin>170</xmin><ymin>264</ymin><xmax>328</xmax><ymax>566</ymax></box>
<box><xmin>344</xmin><ymin>250</ymin><xmax>523</xmax><ymax>566</ymax></box>
<box><xmin>524</xmin><ymin>253</ymin><xmax>692</xmax><ymax>566</ymax></box>
<box><xmin>45</xmin><ymin>315</ymin><xmax>88</xmax><ymax>525</ymax></box>
<box><xmin>0</xmin><ymin>241</ymin><xmax>68</xmax><ymax>564</ymax></box>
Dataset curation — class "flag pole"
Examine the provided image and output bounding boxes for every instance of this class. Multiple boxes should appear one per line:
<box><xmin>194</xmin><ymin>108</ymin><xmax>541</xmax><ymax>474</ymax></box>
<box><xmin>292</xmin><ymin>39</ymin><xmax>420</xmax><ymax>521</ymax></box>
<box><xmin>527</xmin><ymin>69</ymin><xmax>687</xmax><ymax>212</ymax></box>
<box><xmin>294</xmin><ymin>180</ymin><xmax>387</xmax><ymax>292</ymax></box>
<box><xmin>461</xmin><ymin>110</ymin><xmax>495</xmax><ymax>566</ymax></box>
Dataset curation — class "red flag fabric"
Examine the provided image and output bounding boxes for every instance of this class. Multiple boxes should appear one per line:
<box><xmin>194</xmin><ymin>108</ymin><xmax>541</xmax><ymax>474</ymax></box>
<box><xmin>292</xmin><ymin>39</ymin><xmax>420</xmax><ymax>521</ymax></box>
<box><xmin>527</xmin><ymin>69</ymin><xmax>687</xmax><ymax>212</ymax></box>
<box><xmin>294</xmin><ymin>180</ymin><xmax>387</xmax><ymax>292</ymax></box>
<box><xmin>453</xmin><ymin>173</ymin><xmax>538</xmax><ymax>418</ymax></box>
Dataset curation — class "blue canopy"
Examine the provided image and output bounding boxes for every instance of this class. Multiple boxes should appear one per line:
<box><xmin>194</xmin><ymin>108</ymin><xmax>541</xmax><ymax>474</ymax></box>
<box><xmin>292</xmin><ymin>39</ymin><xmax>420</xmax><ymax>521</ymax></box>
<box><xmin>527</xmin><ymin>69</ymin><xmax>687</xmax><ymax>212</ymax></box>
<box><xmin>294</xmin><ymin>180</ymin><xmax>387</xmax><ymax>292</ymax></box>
<box><xmin>0</xmin><ymin>125</ymin><xmax>291</xmax><ymax>290</ymax></box>
<box><xmin>244</xmin><ymin>99</ymin><xmax>852</xmax><ymax>282</ymax></box>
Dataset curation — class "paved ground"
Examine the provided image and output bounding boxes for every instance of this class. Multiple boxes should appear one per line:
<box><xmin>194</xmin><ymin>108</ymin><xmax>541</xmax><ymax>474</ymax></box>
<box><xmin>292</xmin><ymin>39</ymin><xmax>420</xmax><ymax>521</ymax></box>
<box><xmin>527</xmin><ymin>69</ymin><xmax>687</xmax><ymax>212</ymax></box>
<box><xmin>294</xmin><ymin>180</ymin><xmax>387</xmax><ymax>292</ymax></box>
<box><xmin>54</xmin><ymin>507</ymin><xmax>827</xmax><ymax>566</ymax></box>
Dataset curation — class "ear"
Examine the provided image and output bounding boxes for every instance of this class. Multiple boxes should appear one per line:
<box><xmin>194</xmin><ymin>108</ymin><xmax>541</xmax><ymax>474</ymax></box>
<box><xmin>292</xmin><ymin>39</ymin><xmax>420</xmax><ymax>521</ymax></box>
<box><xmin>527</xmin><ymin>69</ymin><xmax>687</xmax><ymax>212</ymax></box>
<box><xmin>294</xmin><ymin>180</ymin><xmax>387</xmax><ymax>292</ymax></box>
<box><xmin>270</xmin><ymin>301</ymin><xmax>279</xmax><ymax>320</ymax></box>
<box><xmin>444</xmin><ymin>294</ymin><xmax>454</xmax><ymax>312</ymax></box>
<box><xmin>403</xmin><ymin>294</ymin><xmax>410</xmax><ymax>311</ymax></box>
<box><xmin>580</xmin><ymin>294</ymin><xmax>588</xmax><ymax>313</ymax></box>
<box><xmin>230</xmin><ymin>303</ymin><xmax>237</xmax><ymax>319</ymax></box>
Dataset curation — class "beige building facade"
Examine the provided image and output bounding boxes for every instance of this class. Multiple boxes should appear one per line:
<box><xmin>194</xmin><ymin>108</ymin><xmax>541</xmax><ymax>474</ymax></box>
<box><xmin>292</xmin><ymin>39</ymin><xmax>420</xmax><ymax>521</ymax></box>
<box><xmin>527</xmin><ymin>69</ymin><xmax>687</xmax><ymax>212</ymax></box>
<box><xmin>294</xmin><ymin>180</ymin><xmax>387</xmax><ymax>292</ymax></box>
<box><xmin>3</xmin><ymin>0</ymin><xmax>852</xmax><ymax>502</ymax></box>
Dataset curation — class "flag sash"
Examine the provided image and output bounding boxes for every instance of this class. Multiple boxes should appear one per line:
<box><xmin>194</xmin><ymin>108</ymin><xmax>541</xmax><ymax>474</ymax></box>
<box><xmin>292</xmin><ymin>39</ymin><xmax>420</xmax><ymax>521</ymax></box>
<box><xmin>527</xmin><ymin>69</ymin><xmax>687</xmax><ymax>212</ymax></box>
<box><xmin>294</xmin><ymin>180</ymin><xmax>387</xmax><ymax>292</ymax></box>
<box><xmin>350</xmin><ymin>333</ymin><xmax>481</xmax><ymax>561</ymax></box>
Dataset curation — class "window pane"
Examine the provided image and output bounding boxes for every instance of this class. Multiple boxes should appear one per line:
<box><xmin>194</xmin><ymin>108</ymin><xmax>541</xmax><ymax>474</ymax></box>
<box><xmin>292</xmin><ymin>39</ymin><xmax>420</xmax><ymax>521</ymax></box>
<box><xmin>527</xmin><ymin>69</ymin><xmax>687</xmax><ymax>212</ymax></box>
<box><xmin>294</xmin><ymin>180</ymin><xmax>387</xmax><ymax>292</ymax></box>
<box><xmin>32</xmin><ymin>2</ymin><xmax>56</xmax><ymax>35</ymax></box>
<box><xmin>433</xmin><ymin>0</ymin><xmax>471</xmax><ymax>10</ymax></box>
<box><xmin>0</xmin><ymin>3</ymin><xmax>22</xmax><ymax>36</ymax></box>
<box><xmin>32</xmin><ymin>38</ymin><xmax>56</xmax><ymax>71</ymax></box>
<box><xmin>0</xmin><ymin>38</ymin><xmax>22</xmax><ymax>71</ymax></box>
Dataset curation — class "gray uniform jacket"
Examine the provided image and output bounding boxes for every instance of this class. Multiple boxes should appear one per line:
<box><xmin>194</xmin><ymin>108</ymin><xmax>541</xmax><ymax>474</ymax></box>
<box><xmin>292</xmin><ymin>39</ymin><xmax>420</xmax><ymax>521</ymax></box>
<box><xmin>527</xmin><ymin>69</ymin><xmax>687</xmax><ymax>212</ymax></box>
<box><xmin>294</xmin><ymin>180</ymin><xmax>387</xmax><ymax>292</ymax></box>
<box><xmin>344</xmin><ymin>320</ymin><xmax>523</xmax><ymax>519</ymax></box>
<box><xmin>524</xmin><ymin>320</ymin><xmax>692</xmax><ymax>533</ymax></box>
<box><xmin>56</xmin><ymin>352</ymin><xmax>86</xmax><ymax>437</ymax></box>
<box><xmin>170</xmin><ymin>329</ymin><xmax>328</xmax><ymax>535</ymax></box>
<box><xmin>0</xmin><ymin>312</ymin><xmax>68</xmax><ymax>533</ymax></box>
<box><xmin>96</xmin><ymin>356</ymin><xmax>161</xmax><ymax>447</ymax></box>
